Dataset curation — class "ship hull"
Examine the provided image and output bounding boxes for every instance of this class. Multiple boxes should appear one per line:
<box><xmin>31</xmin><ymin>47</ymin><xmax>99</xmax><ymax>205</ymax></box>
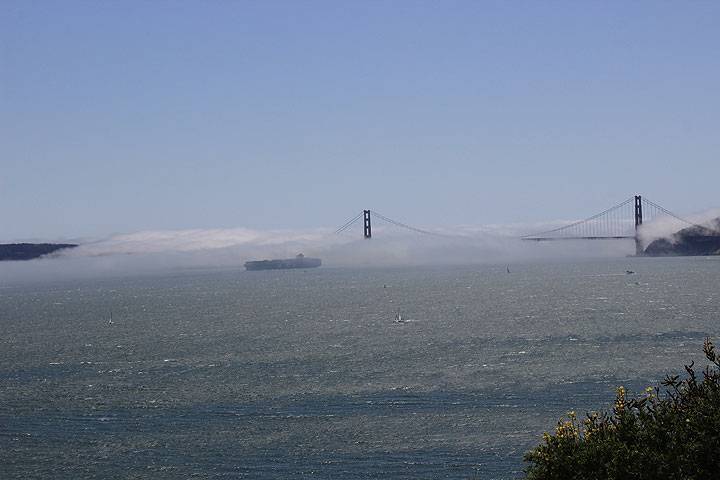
<box><xmin>244</xmin><ymin>257</ymin><xmax>321</xmax><ymax>271</ymax></box>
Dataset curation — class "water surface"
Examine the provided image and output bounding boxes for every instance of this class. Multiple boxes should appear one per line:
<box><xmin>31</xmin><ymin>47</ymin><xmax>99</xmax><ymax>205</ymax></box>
<box><xmin>1</xmin><ymin>257</ymin><xmax>719</xmax><ymax>478</ymax></box>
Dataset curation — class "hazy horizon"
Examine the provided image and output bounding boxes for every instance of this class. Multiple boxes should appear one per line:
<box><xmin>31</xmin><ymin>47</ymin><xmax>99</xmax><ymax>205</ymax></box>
<box><xmin>5</xmin><ymin>208</ymin><xmax>720</xmax><ymax>284</ymax></box>
<box><xmin>1</xmin><ymin>201</ymin><xmax>719</xmax><ymax>283</ymax></box>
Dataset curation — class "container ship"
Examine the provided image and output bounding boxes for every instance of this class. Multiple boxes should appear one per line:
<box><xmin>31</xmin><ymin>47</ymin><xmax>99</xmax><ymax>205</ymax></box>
<box><xmin>244</xmin><ymin>253</ymin><xmax>321</xmax><ymax>271</ymax></box>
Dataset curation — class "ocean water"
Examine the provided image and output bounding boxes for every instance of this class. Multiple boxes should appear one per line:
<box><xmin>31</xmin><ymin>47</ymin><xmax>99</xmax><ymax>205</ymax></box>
<box><xmin>1</xmin><ymin>257</ymin><xmax>719</xmax><ymax>479</ymax></box>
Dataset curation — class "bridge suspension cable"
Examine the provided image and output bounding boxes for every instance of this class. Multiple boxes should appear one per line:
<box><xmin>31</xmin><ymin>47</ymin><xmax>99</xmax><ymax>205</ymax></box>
<box><xmin>370</xmin><ymin>210</ymin><xmax>457</xmax><ymax>238</ymax></box>
<box><xmin>334</xmin><ymin>210</ymin><xmax>461</xmax><ymax>238</ymax></box>
<box><xmin>642</xmin><ymin>198</ymin><xmax>707</xmax><ymax>229</ymax></box>
<box><xmin>521</xmin><ymin>197</ymin><xmax>635</xmax><ymax>240</ymax></box>
<box><xmin>521</xmin><ymin>196</ymin><xmax>717</xmax><ymax>242</ymax></box>
<box><xmin>335</xmin><ymin>195</ymin><xmax>717</xmax><ymax>242</ymax></box>
<box><xmin>334</xmin><ymin>211</ymin><xmax>364</xmax><ymax>234</ymax></box>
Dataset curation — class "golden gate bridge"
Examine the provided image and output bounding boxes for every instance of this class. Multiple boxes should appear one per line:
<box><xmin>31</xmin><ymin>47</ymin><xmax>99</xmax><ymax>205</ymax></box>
<box><xmin>335</xmin><ymin>195</ymin><xmax>716</xmax><ymax>255</ymax></box>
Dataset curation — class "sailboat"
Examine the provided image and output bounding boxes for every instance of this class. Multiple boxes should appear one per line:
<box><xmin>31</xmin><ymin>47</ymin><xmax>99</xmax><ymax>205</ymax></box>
<box><xmin>394</xmin><ymin>309</ymin><xmax>405</xmax><ymax>323</ymax></box>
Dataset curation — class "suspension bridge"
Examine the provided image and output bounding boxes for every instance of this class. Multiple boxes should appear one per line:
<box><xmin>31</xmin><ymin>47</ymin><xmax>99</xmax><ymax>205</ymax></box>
<box><xmin>335</xmin><ymin>196</ymin><xmax>715</xmax><ymax>255</ymax></box>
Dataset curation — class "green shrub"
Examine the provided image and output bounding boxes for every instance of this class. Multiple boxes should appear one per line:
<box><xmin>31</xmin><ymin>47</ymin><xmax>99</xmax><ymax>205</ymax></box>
<box><xmin>524</xmin><ymin>339</ymin><xmax>720</xmax><ymax>479</ymax></box>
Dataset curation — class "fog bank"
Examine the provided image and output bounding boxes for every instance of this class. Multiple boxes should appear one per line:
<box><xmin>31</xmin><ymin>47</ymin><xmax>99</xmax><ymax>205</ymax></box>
<box><xmin>0</xmin><ymin>221</ymin><xmax>643</xmax><ymax>284</ymax></box>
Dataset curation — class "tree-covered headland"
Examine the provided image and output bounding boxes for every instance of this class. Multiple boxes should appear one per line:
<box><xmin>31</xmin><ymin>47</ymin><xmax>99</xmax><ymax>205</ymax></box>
<box><xmin>525</xmin><ymin>339</ymin><xmax>720</xmax><ymax>479</ymax></box>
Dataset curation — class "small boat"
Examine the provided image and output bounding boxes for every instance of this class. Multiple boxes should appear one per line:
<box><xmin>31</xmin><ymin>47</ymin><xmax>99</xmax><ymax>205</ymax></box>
<box><xmin>626</xmin><ymin>270</ymin><xmax>635</xmax><ymax>275</ymax></box>
<box><xmin>506</xmin><ymin>266</ymin><xmax>511</xmax><ymax>274</ymax></box>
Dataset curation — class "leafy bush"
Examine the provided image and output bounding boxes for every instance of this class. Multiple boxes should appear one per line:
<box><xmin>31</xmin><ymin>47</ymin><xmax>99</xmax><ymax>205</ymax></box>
<box><xmin>525</xmin><ymin>339</ymin><xmax>720</xmax><ymax>479</ymax></box>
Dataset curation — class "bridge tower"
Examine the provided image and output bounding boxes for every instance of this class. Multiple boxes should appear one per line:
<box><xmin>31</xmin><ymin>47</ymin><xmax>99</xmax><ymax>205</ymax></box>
<box><xmin>634</xmin><ymin>195</ymin><xmax>643</xmax><ymax>255</ymax></box>
<box><xmin>363</xmin><ymin>210</ymin><xmax>372</xmax><ymax>239</ymax></box>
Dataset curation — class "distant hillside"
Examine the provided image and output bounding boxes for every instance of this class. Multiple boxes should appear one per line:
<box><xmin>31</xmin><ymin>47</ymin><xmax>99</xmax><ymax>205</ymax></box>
<box><xmin>0</xmin><ymin>243</ymin><xmax>78</xmax><ymax>261</ymax></box>
<box><xmin>644</xmin><ymin>219</ymin><xmax>720</xmax><ymax>256</ymax></box>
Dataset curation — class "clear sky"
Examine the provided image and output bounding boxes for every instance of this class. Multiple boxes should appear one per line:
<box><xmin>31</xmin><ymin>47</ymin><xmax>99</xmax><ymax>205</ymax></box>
<box><xmin>2</xmin><ymin>1</ymin><xmax>719</xmax><ymax>241</ymax></box>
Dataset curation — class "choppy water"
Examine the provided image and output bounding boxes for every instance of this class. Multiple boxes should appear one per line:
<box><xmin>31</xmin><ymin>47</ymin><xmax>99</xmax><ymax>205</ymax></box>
<box><xmin>1</xmin><ymin>257</ymin><xmax>719</xmax><ymax>479</ymax></box>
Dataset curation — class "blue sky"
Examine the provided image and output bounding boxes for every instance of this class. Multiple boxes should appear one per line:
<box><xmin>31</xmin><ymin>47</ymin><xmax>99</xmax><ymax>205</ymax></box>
<box><xmin>2</xmin><ymin>1</ymin><xmax>719</xmax><ymax>241</ymax></box>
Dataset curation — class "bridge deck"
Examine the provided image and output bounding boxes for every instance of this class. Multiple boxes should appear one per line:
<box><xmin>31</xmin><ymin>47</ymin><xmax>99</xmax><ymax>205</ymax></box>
<box><xmin>522</xmin><ymin>236</ymin><xmax>635</xmax><ymax>241</ymax></box>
